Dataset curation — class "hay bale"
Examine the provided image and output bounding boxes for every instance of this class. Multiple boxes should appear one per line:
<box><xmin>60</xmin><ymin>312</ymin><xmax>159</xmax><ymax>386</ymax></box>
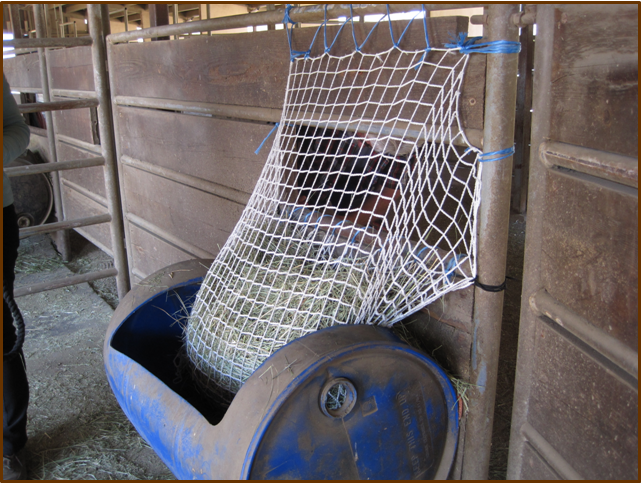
<box><xmin>185</xmin><ymin>218</ymin><xmax>370</xmax><ymax>398</ymax></box>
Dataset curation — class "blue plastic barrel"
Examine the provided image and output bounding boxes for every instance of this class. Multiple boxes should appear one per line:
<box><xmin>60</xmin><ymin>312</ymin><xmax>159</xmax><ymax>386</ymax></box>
<box><xmin>104</xmin><ymin>259</ymin><xmax>459</xmax><ymax>479</ymax></box>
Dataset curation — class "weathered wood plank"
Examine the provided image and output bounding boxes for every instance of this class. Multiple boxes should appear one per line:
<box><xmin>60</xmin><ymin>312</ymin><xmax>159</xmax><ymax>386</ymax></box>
<box><xmin>2</xmin><ymin>52</ymin><xmax>42</xmax><ymax>90</ymax></box>
<box><xmin>57</xmin><ymin>142</ymin><xmax>107</xmax><ymax>199</ymax></box>
<box><xmin>47</xmin><ymin>45</ymin><xmax>95</xmax><ymax>92</ymax></box>
<box><xmin>116</xmin><ymin>107</ymin><xmax>271</xmax><ymax>194</ymax></box>
<box><xmin>121</xmin><ymin>164</ymin><xmax>247</xmax><ymax>257</ymax></box>
<box><xmin>528</xmin><ymin>319</ymin><xmax>638</xmax><ymax>480</ymax></box>
<box><xmin>62</xmin><ymin>183</ymin><xmax>112</xmax><ymax>251</ymax></box>
<box><xmin>53</xmin><ymin>106</ymin><xmax>97</xmax><ymax>145</ymax></box>
<box><xmin>422</xmin><ymin>284</ymin><xmax>475</xmax><ymax>334</ymax></box>
<box><xmin>128</xmin><ymin>224</ymin><xmax>202</xmax><ymax>281</ymax></box>
<box><xmin>519</xmin><ymin>444</ymin><xmax>562</xmax><ymax>480</ymax></box>
<box><xmin>551</xmin><ymin>4</ymin><xmax>638</xmax><ymax>157</ymax></box>
<box><xmin>541</xmin><ymin>171</ymin><xmax>638</xmax><ymax>351</ymax></box>
<box><xmin>403</xmin><ymin>307</ymin><xmax>473</xmax><ymax>381</ymax></box>
<box><xmin>109</xmin><ymin>16</ymin><xmax>485</xmax><ymax>131</ymax></box>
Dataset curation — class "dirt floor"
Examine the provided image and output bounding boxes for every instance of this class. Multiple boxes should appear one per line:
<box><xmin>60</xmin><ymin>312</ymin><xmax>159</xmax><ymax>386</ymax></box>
<box><xmin>10</xmin><ymin>215</ymin><xmax>525</xmax><ymax>480</ymax></box>
<box><xmin>13</xmin><ymin>232</ymin><xmax>174</xmax><ymax>480</ymax></box>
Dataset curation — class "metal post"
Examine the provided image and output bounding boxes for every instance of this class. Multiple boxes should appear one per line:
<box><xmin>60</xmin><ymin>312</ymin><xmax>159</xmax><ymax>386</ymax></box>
<box><xmin>173</xmin><ymin>4</ymin><xmax>179</xmax><ymax>39</ymax></box>
<box><xmin>87</xmin><ymin>4</ymin><xmax>131</xmax><ymax>299</ymax></box>
<box><xmin>124</xmin><ymin>7</ymin><xmax>129</xmax><ymax>32</ymax></box>
<box><xmin>44</xmin><ymin>4</ymin><xmax>50</xmax><ymax>38</ymax></box>
<box><xmin>461</xmin><ymin>4</ymin><xmax>520</xmax><ymax>480</ymax></box>
<box><xmin>105</xmin><ymin>38</ymin><xmax>137</xmax><ymax>295</ymax></box>
<box><xmin>34</xmin><ymin>3</ymin><xmax>70</xmax><ymax>260</ymax></box>
<box><xmin>109</xmin><ymin>4</ymin><xmax>482</xmax><ymax>43</ymax></box>
<box><xmin>206</xmin><ymin>4</ymin><xmax>211</xmax><ymax>36</ymax></box>
<box><xmin>9</xmin><ymin>4</ymin><xmax>23</xmax><ymax>39</ymax></box>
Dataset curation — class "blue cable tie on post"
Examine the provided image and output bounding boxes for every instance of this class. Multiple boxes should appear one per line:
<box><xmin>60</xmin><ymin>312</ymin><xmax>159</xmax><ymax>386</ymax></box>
<box><xmin>445</xmin><ymin>32</ymin><xmax>521</xmax><ymax>54</ymax></box>
<box><xmin>479</xmin><ymin>146</ymin><xmax>515</xmax><ymax>163</ymax></box>
<box><xmin>255</xmin><ymin>123</ymin><xmax>279</xmax><ymax>155</ymax></box>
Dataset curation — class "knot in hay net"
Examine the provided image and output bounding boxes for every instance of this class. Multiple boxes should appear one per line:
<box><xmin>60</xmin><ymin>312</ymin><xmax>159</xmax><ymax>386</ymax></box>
<box><xmin>186</xmin><ymin>6</ymin><xmax>490</xmax><ymax>399</ymax></box>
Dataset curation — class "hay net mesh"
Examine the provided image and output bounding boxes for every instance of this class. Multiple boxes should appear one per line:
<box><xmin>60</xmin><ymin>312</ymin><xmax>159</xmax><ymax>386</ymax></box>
<box><xmin>186</xmin><ymin>7</ymin><xmax>484</xmax><ymax>398</ymax></box>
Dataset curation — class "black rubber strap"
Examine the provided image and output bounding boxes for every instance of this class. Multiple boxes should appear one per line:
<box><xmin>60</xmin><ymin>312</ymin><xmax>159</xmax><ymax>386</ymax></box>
<box><xmin>474</xmin><ymin>276</ymin><xmax>507</xmax><ymax>293</ymax></box>
<box><xmin>3</xmin><ymin>282</ymin><xmax>25</xmax><ymax>361</ymax></box>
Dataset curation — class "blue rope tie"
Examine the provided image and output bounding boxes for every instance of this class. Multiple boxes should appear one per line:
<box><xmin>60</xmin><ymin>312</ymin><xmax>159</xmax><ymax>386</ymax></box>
<box><xmin>386</xmin><ymin>5</ymin><xmax>398</xmax><ymax>48</ymax></box>
<box><xmin>445</xmin><ymin>32</ymin><xmax>521</xmax><ymax>54</ymax></box>
<box><xmin>255</xmin><ymin>123</ymin><xmax>279</xmax><ymax>155</ymax></box>
<box><xmin>479</xmin><ymin>146</ymin><xmax>515</xmax><ymax>163</ymax></box>
<box><xmin>287</xmin><ymin>4</ymin><xmax>433</xmax><ymax>60</ymax></box>
<box><xmin>283</xmin><ymin>4</ymin><xmax>295</xmax><ymax>25</ymax></box>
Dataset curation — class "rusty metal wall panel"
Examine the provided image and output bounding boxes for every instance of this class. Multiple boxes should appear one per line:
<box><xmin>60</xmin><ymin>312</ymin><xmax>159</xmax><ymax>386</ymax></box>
<box><xmin>46</xmin><ymin>44</ymin><xmax>114</xmax><ymax>257</ymax></box>
<box><xmin>508</xmin><ymin>4</ymin><xmax>638</xmax><ymax>480</ymax></box>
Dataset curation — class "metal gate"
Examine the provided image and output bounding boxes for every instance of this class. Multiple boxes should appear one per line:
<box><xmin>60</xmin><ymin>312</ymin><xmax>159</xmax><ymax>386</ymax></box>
<box><xmin>4</xmin><ymin>5</ymin><xmax>130</xmax><ymax>299</ymax></box>
<box><xmin>507</xmin><ymin>4</ymin><xmax>638</xmax><ymax>479</ymax></box>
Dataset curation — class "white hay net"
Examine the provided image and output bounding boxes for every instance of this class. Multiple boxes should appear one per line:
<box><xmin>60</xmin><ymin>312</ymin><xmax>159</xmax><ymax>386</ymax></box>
<box><xmin>186</xmin><ymin>9</ymin><xmax>483</xmax><ymax>398</ymax></box>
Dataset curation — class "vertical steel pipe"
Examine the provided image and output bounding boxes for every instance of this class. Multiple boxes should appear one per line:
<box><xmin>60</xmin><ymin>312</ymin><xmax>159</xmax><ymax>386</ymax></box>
<box><xmin>173</xmin><ymin>4</ymin><xmax>179</xmax><ymax>39</ymax></box>
<box><xmin>206</xmin><ymin>4</ymin><xmax>211</xmax><ymax>35</ymax></box>
<box><xmin>462</xmin><ymin>4</ymin><xmax>520</xmax><ymax>479</ymax></box>
<box><xmin>87</xmin><ymin>4</ymin><xmax>131</xmax><ymax>299</ymax></box>
<box><xmin>105</xmin><ymin>31</ymin><xmax>137</xmax><ymax>299</ymax></box>
<box><xmin>34</xmin><ymin>4</ymin><xmax>70</xmax><ymax>259</ymax></box>
<box><xmin>9</xmin><ymin>4</ymin><xmax>23</xmax><ymax>39</ymax></box>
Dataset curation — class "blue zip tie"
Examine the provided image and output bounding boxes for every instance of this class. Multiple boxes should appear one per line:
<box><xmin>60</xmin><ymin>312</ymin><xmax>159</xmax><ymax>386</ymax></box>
<box><xmin>255</xmin><ymin>123</ymin><xmax>279</xmax><ymax>155</ymax></box>
<box><xmin>479</xmin><ymin>146</ymin><xmax>515</xmax><ymax>163</ymax></box>
<box><xmin>445</xmin><ymin>32</ymin><xmax>521</xmax><ymax>54</ymax></box>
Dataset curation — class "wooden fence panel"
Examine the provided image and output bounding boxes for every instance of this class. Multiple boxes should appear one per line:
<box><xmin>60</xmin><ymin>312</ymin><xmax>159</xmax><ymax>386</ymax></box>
<box><xmin>116</xmin><ymin>107</ymin><xmax>271</xmax><ymax>194</ymax></box>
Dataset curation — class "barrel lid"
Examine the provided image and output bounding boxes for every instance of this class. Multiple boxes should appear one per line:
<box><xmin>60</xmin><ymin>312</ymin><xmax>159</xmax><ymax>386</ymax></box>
<box><xmin>243</xmin><ymin>325</ymin><xmax>459</xmax><ymax>480</ymax></box>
